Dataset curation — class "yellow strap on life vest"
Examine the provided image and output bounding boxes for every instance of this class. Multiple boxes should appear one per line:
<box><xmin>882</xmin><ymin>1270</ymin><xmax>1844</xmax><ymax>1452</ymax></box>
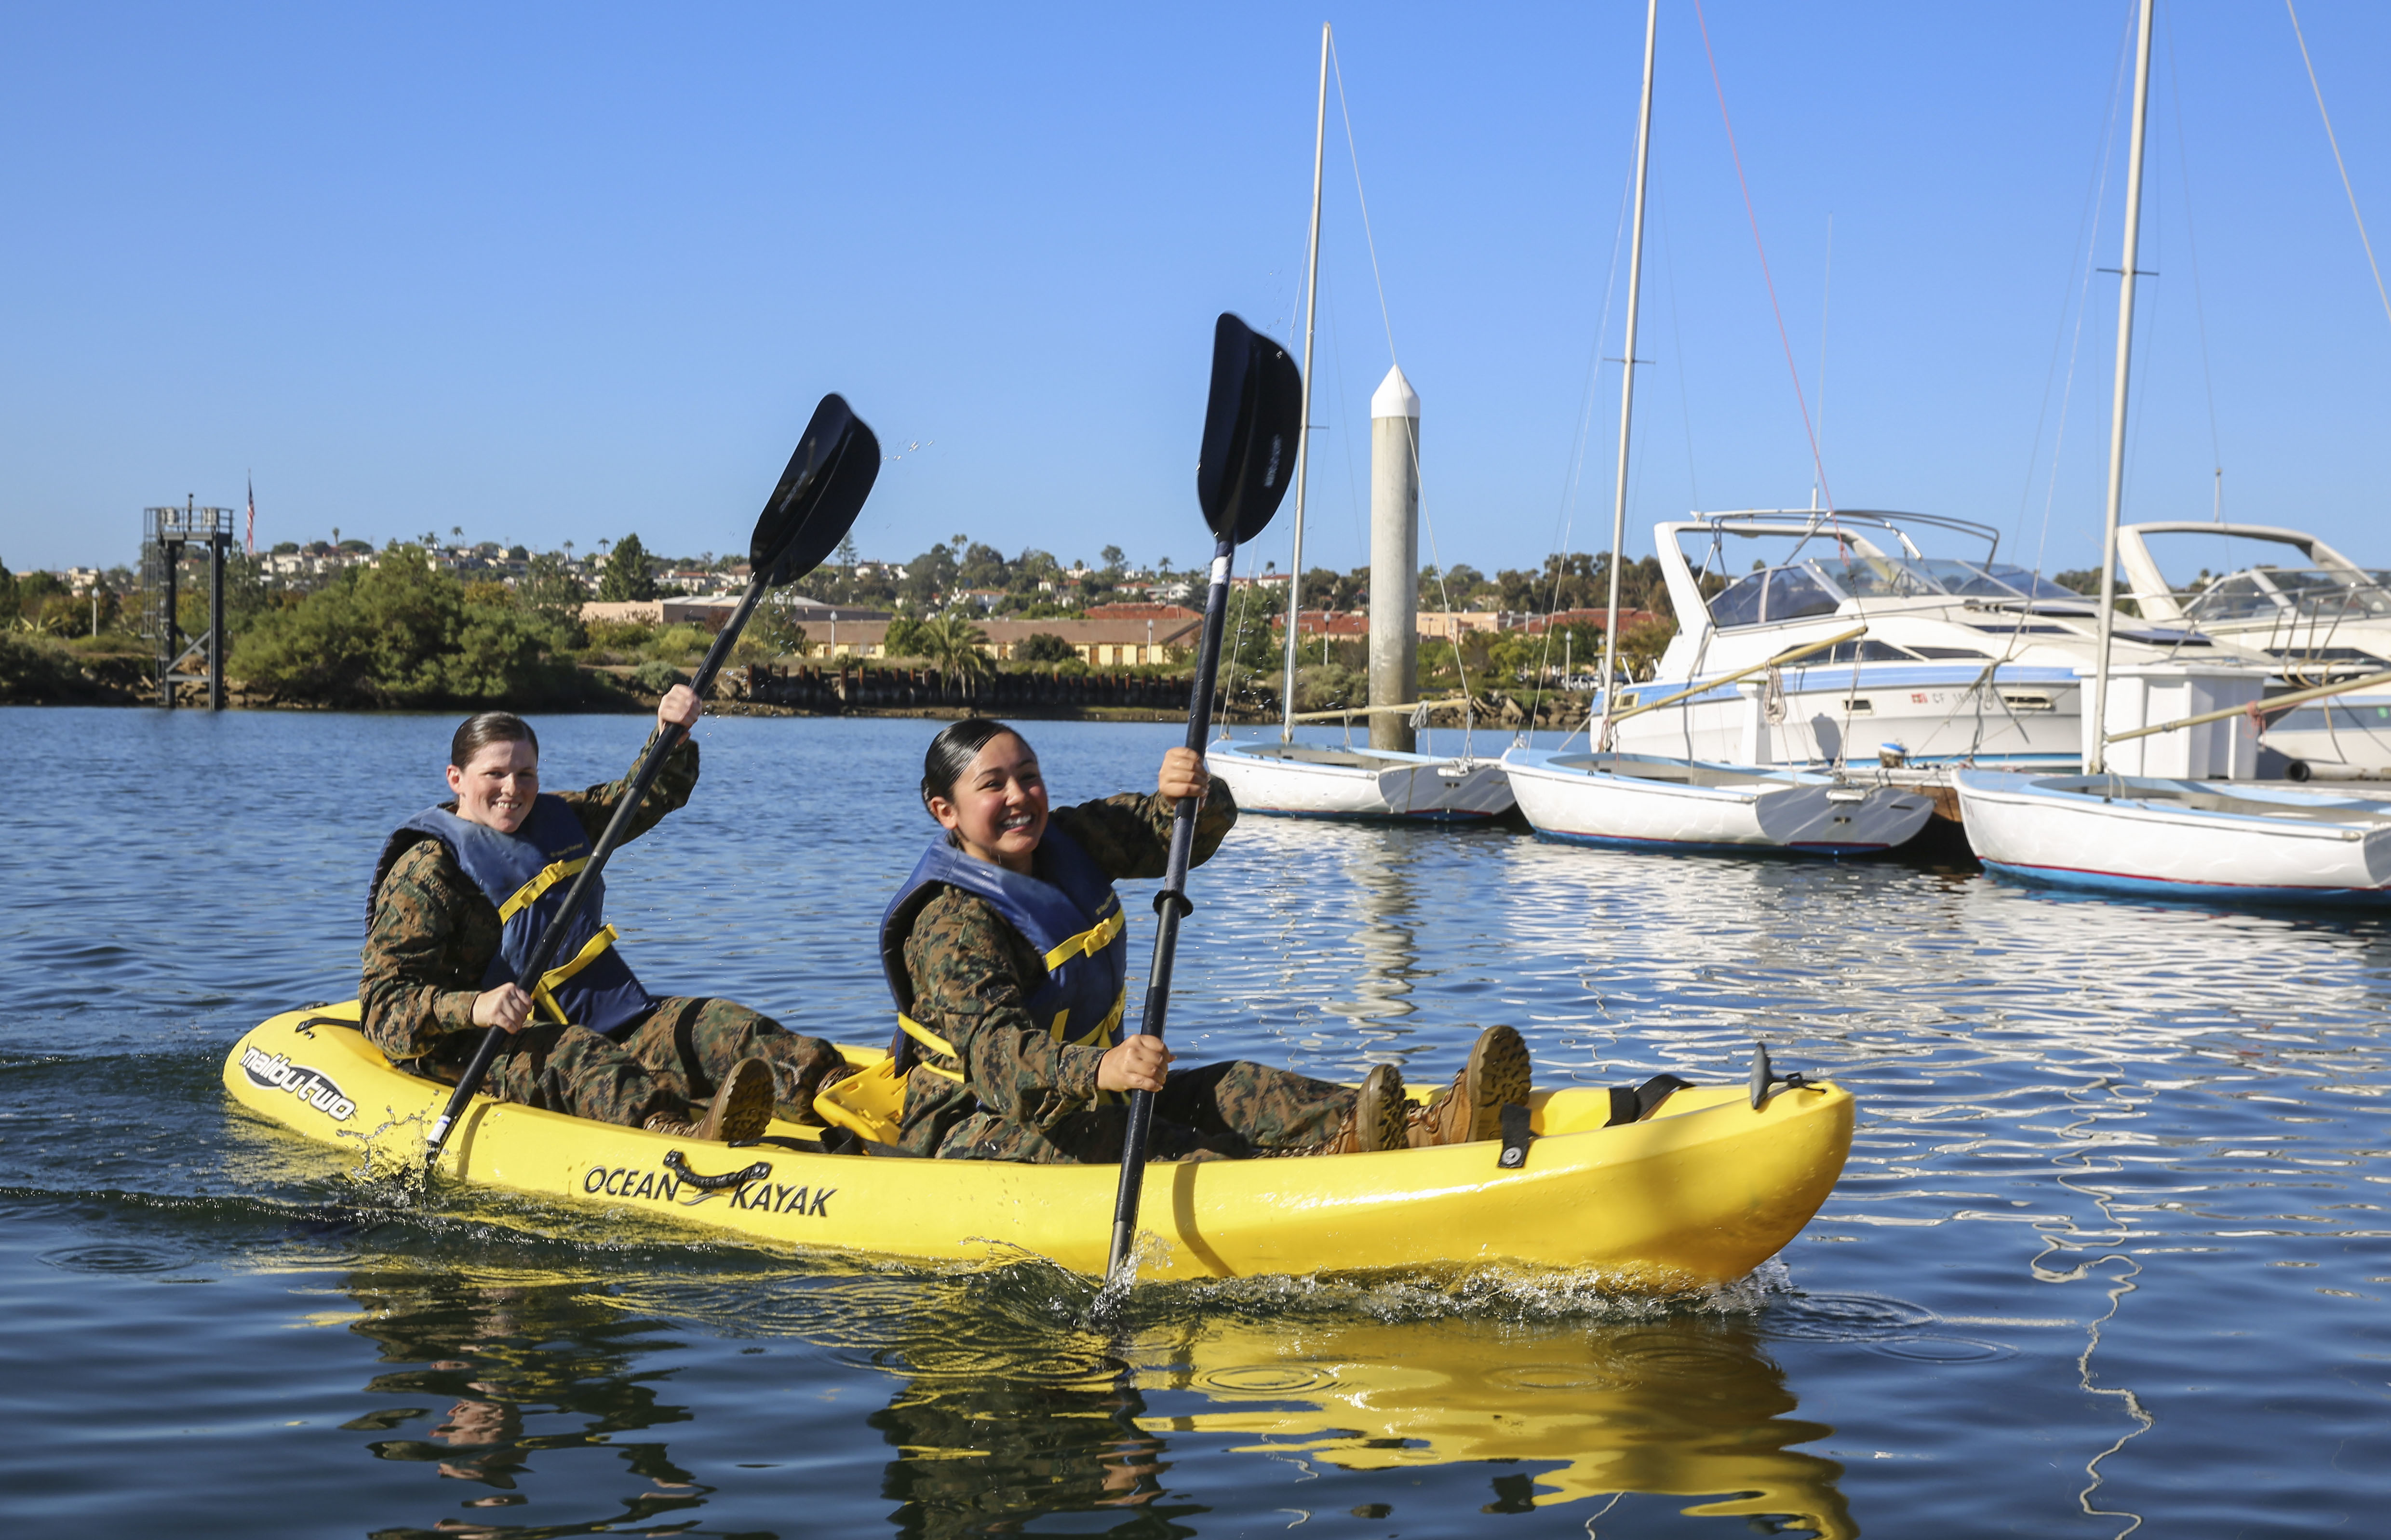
<box><xmin>497</xmin><ymin>857</ymin><xmax>589</xmax><ymax>923</ymax></box>
<box><xmin>528</xmin><ymin>923</ymin><xmax>621</xmax><ymax>1026</ymax></box>
<box><xmin>897</xmin><ymin>1014</ymin><xmax>967</xmax><ymax>1083</ymax></box>
<box><xmin>1050</xmin><ymin>991</ymin><xmax>1125</xmax><ymax>1050</ymax></box>
<box><xmin>1040</xmin><ymin>906</ymin><xmax>1125</xmax><ymax>972</ymax></box>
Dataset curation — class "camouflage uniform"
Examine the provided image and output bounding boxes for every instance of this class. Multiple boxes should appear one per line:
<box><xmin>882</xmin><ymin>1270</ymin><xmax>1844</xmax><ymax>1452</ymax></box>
<box><xmin>896</xmin><ymin>784</ymin><xmax>1357</xmax><ymax>1162</ymax></box>
<box><xmin>362</xmin><ymin>731</ymin><xmax>847</xmax><ymax>1127</ymax></box>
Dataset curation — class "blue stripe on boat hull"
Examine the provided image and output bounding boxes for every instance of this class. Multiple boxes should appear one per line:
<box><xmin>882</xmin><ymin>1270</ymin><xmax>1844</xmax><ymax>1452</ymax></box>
<box><xmin>1531</xmin><ymin>829</ymin><xmax>1898</xmax><ymax>860</ymax></box>
<box><xmin>1242</xmin><ymin>806</ymin><xmax>1504</xmax><ymax>823</ymax></box>
<box><xmin>1978</xmin><ymin>859</ymin><xmax>2391</xmax><ymax>907</ymax></box>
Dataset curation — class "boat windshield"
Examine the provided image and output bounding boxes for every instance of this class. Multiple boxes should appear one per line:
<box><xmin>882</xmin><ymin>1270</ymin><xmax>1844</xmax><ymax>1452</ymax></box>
<box><xmin>2182</xmin><ymin>567</ymin><xmax>2391</xmax><ymax>624</ymax></box>
<box><xmin>1811</xmin><ymin>554</ymin><xmax>1943</xmax><ymax>599</ymax></box>
<box><xmin>1916</xmin><ymin>560</ymin><xmax>2078</xmax><ymax>601</ymax></box>
<box><xmin>1702</xmin><ymin>549</ymin><xmax>2077</xmax><ymax>628</ymax></box>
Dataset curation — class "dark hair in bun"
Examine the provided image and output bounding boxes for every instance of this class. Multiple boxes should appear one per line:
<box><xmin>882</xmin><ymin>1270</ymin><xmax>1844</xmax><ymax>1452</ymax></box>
<box><xmin>921</xmin><ymin>718</ymin><xmax>1027</xmax><ymax>815</ymax></box>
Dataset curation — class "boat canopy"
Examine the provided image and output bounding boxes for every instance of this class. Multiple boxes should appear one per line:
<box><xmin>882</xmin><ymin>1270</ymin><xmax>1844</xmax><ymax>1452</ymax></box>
<box><xmin>2177</xmin><ymin>565</ymin><xmax>2391</xmax><ymax>626</ymax></box>
<box><xmin>1706</xmin><ymin>553</ymin><xmax>2077</xmax><ymax>629</ymax></box>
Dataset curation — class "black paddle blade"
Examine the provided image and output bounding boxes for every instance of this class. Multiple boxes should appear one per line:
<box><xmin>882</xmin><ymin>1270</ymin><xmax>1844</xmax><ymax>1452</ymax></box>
<box><xmin>751</xmin><ymin>393</ymin><xmax>883</xmax><ymax>585</ymax></box>
<box><xmin>1195</xmin><ymin>313</ymin><xmax>1302</xmax><ymax>545</ymax></box>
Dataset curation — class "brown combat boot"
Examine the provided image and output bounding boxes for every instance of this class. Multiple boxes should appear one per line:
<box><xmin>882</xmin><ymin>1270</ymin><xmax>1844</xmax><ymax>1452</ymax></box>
<box><xmin>1309</xmin><ymin>1064</ymin><xmax>1408</xmax><ymax>1155</ymax></box>
<box><xmin>1406</xmin><ymin>1025</ymin><xmax>1531</xmax><ymax>1148</ymax></box>
<box><xmin>642</xmin><ymin>1057</ymin><xmax>777</xmax><ymax>1143</ymax></box>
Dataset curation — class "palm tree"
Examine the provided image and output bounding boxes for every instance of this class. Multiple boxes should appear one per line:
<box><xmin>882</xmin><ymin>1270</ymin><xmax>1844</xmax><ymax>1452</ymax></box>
<box><xmin>918</xmin><ymin>612</ymin><xmax>991</xmax><ymax>679</ymax></box>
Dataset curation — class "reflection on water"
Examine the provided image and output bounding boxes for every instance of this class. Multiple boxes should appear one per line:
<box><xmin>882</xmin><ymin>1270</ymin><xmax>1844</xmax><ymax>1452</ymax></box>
<box><xmin>305</xmin><ymin>1260</ymin><xmax>1858</xmax><ymax>1540</ymax></box>
<box><xmin>7</xmin><ymin>710</ymin><xmax>2391</xmax><ymax>1535</ymax></box>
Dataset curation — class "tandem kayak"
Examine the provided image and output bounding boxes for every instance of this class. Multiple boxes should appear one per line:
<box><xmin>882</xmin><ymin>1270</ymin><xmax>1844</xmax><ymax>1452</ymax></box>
<box><xmin>222</xmin><ymin>1003</ymin><xmax>1854</xmax><ymax>1286</ymax></box>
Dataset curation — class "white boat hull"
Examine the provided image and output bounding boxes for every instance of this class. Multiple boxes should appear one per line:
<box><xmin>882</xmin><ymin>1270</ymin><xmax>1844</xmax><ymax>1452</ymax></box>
<box><xmin>1503</xmin><ymin>749</ymin><xmax>1937</xmax><ymax>857</ymax></box>
<box><xmin>1209</xmin><ymin>740</ymin><xmax>1516</xmax><ymax>820</ymax></box>
<box><xmin>1607</xmin><ymin>664</ymin><xmax>2082</xmax><ymax>769</ymax></box>
<box><xmin>1954</xmin><ymin>768</ymin><xmax>2391</xmax><ymax>904</ymax></box>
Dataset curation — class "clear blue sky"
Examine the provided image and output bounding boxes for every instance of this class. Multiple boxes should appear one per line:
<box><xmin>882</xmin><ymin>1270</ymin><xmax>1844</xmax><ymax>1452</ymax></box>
<box><xmin>5</xmin><ymin>2</ymin><xmax>2390</xmax><ymax>586</ymax></box>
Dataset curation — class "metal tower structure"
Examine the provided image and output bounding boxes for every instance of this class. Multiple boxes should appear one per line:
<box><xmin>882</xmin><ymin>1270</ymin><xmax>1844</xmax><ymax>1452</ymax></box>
<box><xmin>142</xmin><ymin>498</ymin><xmax>237</xmax><ymax>710</ymax></box>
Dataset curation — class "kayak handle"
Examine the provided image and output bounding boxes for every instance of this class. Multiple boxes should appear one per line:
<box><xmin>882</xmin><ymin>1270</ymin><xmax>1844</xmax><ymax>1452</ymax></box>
<box><xmin>661</xmin><ymin>1150</ymin><xmax>772</xmax><ymax>1192</ymax></box>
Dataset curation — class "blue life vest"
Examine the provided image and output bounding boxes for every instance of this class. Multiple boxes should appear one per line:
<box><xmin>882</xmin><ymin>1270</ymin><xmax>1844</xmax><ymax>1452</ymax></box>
<box><xmin>375</xmin><ymin>795</ymin><xmax>658</xmax><ymax>1039</ymax></box>
<box><xmin>877</xmin><ymin>824</ymin><xmax>1130</xmax><ymax>1086</ymax></box>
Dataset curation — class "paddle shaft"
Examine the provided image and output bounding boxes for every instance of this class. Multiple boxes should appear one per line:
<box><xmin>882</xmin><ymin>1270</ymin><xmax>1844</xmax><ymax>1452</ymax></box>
<box><xmin>421</xmin><ymin>573</ymin><xmax>774</xmax><ymax>1169</ymax></box>
<box><xmin>1106</xmin><ymin>534</ymin><xmax>1236</xmax><ymax>1277</ymax></box>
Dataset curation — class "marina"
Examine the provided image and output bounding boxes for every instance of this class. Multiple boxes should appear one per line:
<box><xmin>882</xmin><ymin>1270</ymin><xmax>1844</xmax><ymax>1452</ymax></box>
<box><xmin>12</xmin><ymin>1</ymin><xmax>2391</xmax><ymax>1533</ymax></box>
<box><xmin>6</xmin><ymin>707</ymin><xmax>2391</xmax><ymax>1535</ymax></box>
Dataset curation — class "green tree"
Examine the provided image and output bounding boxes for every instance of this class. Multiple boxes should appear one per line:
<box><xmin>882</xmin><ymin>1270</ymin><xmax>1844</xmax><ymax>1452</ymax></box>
<box><xmin>1100</xmin><ymin>545</ymin><xmax>1126</xmax><ymax>575</ymax></box>
<box><xmin>882</xmin><ymin>615</ymin><xmax>930</xmax><ymax>658</ymax></box>
<box><xmin>750</xmin><ymin>598</ymin><xmax>810</xmax><ymax>657</ymax></box>
<box><xmin>1017</xmin><ymin>631</ymin><xmax>1077</xmax><ymax>664</ymax></box>
<box><xmin>899</xmin><ymin>545</ymin><xmax>959</xmax><ymax>609</ymax></box>
<box><xmin>916</xmin><ymin>613</ymin><xmax>990</xmax><ymax>679</ymax></box>
<box><xmin>958</xmin><ymin>542</ymin><xmax>1010</xmax><ymax>589</ymax></box>
<box><xmin>229</xmin><ymin>543</ymin><xmax>578</xmax><ymax>707</ymax></box>
<box><xmin>520</xmin><ymin>552</ymin><xmax>590</xmax><ymax>647</ymax></box>
<box><xmin>599</xmin><ymin>533</ymin><xmax>658</xmax><ymax>602</ymax></box>
<box><xmin>0</xmin><ymin>559</ymin><xmax>21</xmax><ymax>621</ymax></box>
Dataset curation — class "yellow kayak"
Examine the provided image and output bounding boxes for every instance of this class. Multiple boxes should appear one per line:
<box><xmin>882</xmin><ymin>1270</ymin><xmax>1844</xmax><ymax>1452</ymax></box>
<box><xmin>222</xmin><ymin>1002</ymin><xmax>1853</xmax><ymax>1286</ymax></box>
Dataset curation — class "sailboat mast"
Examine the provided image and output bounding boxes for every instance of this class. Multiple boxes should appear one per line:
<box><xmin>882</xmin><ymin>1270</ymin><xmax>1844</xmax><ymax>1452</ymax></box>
<box><xmin>1596</xmin><ymin>0</ymin><xmax>1659</xmax><ymax>749</ymax></box>
<box><xmin>1279</xmin><ymin>23</ymin><xmax>1331</xmax><ymax>743</ymax></box>
<box><xmin>2087</xmin><ymin>0</ymin><xmax>2155</xmax><ymax>776</ymax></box>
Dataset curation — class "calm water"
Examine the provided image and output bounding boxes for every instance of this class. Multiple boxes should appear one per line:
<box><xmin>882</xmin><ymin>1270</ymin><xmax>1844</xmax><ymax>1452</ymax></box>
<box><xmin>2</xmin><ymin>705</ymin><xmax>2387</xmax><ymax>1538</ymax></box>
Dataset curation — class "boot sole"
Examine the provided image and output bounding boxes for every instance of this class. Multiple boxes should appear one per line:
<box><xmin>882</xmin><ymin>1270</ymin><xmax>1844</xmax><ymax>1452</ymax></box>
<box><xmin>1465</xmin><ymin>1026</ymin><xmax>1532</xmax><ymax>1143</ymax></box>
<box><xmin>1359</xmin><ymin>1064</ymin><xmax>1408</xmax><ymax>1153</ymax></box>
<box><xmin>699</xmin><ymin>1058</ymin><xmax>777</xmax><ymax>1144</ymax></box>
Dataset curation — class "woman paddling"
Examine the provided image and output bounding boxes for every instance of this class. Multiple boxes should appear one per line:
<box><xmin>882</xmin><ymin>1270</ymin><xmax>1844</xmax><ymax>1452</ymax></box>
<box><xmin>364</xmin><ymin>687</ymin><xmax>851</xmax><ymax>1142</ymax></box>
<box><xmin>878</xmin><ymin>718</ymin><xmax>1530</xmax><ymax>1162</ymax></box>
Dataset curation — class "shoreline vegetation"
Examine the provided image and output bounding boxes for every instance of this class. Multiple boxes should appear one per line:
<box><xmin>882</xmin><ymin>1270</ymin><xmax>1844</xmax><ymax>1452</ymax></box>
<box><xmin>3</xmin><ymin>533</ymin><xmax>1642</xmax><ymax>728</ymax></box>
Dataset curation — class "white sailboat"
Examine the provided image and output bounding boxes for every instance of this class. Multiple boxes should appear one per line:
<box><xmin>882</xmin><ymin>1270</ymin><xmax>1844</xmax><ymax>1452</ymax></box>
<box><xmin>1954</xmin><ymin>0</ymin><xmax>2391</xmax><ymax>905</ymax></box>
<box><xmin>1506</xmin><ymin>749</ymin><xmax>1935</xmax><ymax>856</ymax></box>
<box><xmin>1498</xmin><ymin>0</ymin><xmax>1934</xmax><ymax>858</ymax></box>
<box><xmin>1207</xmin><ymin>24</ymin><xmax>1513</xmax><ymax>824</ymax></box>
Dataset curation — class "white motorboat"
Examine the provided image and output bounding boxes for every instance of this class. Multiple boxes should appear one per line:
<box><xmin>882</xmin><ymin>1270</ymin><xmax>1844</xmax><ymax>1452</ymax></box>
<box><xmin>1955</xmin><ymin>769</ymin><xmax>2391</xmax><ymax>904</ymax></box>
<box><xmin>1209</xmin><ymin>738</ymin><xmax>1514</xmax><ymax>820</ymax></box>
<box><xmin>2118</xmin><ymin>521</ymin><xmax>2391</xmax><ymax>777</ymax></box>
<box><xmin>1608</xmin><ymin>508</ymin><xmax>2230</xmax><ymax>768</ymax></box>
<box><xmin>1504</xmin><ymin>748</ymin><xmax>1936</xmax><ymax>857</ymax></box>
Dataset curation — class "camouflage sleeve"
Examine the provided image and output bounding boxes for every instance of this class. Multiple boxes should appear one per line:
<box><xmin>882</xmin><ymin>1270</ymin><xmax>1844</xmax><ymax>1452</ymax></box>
<box><xmin>361</xmin><ymin>840</ymin><xmax>493</xmax><ymax>1060</ymax></box>
<box><xmin>557</xmin><ymin>728</ymin><xmax>700</xmax><ymax>846</ymax></box>
<box><xmin>902</xmin><ymin>886</ymin><xmax>1105</xmax><ymax>1129</ymax></box>
<box><xmin>1048</xmin><ymin>775</ymin><xmax>1238</xmax><ymax>882</ymax></box>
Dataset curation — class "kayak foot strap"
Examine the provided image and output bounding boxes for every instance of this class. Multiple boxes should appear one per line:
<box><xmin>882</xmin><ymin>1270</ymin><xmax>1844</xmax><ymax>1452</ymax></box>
<box><xmin>1607</xmin><ymin>1074</ymin><xmax>1695</xmax><ymax>1128</ymax></box>
<box><xmin>1497</xmin><ymin>1103</ymin><xmax>1535</xmax><ymax>1169</ymax></box>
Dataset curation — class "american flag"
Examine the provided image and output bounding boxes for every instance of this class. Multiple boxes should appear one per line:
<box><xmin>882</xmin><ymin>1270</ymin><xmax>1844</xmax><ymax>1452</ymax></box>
<box><xmin>245</xmin><ymin>475</ymin><xmax>255</xmax><ymax>556</ymax></box>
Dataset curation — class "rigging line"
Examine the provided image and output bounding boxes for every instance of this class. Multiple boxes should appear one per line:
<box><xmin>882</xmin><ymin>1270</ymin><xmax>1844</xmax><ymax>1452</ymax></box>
<box><xmin>1550</xmin><ymin>116</ymin><xmax>1643</xmax><ymax>580</ymax></box>
<box><xmin>1325</xmin><ymin>34</ymin><xmax>1476</xmax><ymax>741</ymax></box>
<box><xmin>1690</xmin><ymin>0</ymin><xmax>1834</xmax><ymax>513</ymax></box>
<box><xmin>2286</xmin><ymin>0</ymin><xmax>2391</xmax><ymax>336</ymax></box>
<box><xmin>1328</xmin><ymin>36</ymin><xmax>1401</xmax><ymax>371</ymax></box>
<box><xmin>1815</xmin><ymin>212</ymin><xmax>1832</xmax><ymax>509</ymax></box>
<box><xmin>1534</xmin><ymin>97</ymin><xmax>1649</xmax><ymax>742</ymax></box>
<box><xmin>2163</xmin><ymin>7</ymin><xmax>2227</xmax><ymax>523</ymax></box>
<box><xmin>1658</xmin><ymin>181</ymin><xmax>1702</xmax><ymax>511</ymax></box>
<box><xmin>2033</xmin><ymin>4</ymin><xmax>2140</xmax><ymax>588</ymax></box>
<box><xmin>2016</xmin><ymin>3</ymin><xmax>2142</xmax><ymax>555</ymax></box>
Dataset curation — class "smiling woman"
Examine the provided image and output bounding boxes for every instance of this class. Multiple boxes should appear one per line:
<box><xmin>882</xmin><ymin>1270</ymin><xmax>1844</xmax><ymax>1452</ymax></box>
<box><xmin>865</xmin><ymin>717</ymin><xmax>1534</xmax><ymax>1165</ymax></box>
<box><xmin>360</xmin><ymin>686</ymin><xmax>853</xmax><ymax>1143</ymax></box>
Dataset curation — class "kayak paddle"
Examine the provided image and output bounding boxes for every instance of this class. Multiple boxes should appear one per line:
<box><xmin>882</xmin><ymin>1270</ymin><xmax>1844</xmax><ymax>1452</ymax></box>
<box><xmin>422</xmin><ymin>394</ymin><xmax>881</xmax><ymax>1173</ymax></box>
<box><xmin>1104</xmin><ymin>314</ymin><xmax>1302</xmax><ymax>1279</ymax></box>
